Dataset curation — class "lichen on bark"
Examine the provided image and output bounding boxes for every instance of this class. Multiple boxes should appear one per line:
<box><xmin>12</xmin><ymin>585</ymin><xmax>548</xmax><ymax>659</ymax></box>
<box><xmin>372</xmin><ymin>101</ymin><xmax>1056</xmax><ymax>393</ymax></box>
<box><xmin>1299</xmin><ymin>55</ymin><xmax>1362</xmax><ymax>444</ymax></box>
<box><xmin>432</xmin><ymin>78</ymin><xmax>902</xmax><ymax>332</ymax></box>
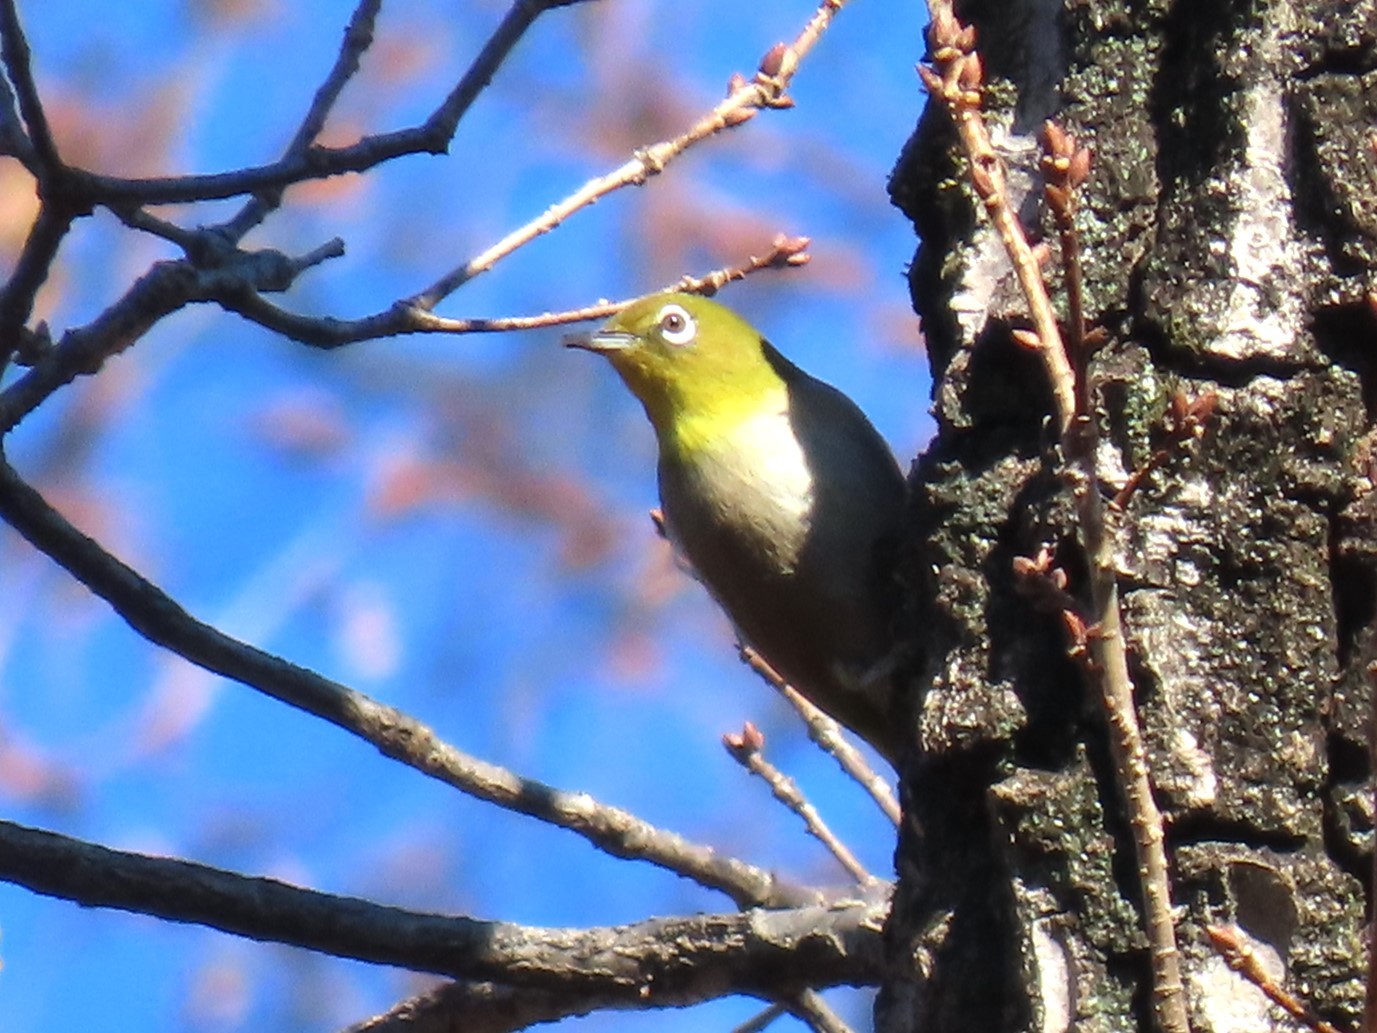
<box><xmin>883</xmin><ymin>1</ymin><xmax>1377</xmax><ymax>1030</ymax></box>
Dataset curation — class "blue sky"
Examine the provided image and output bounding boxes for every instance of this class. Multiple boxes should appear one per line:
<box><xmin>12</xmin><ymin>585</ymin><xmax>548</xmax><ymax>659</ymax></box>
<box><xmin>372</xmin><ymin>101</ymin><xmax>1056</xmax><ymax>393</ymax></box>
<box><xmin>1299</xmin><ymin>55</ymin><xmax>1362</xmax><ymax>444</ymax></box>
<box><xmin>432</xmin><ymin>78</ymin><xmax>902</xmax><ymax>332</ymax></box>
<box><xmin>0</xmin><ymin>0</ymin><xmax>931</xmax><ymax>1029</ymax></box>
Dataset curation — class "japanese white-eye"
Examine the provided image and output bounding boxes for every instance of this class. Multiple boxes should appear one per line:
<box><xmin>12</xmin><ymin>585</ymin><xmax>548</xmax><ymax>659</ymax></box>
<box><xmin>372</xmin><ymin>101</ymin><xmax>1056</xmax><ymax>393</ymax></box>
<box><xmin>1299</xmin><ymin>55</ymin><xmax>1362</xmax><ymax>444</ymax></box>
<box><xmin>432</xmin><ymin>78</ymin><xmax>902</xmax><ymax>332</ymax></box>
<box><xmin>569</xmin><ymin>292</ymin><xmax>906</xmax><ymax>765</ymax></box>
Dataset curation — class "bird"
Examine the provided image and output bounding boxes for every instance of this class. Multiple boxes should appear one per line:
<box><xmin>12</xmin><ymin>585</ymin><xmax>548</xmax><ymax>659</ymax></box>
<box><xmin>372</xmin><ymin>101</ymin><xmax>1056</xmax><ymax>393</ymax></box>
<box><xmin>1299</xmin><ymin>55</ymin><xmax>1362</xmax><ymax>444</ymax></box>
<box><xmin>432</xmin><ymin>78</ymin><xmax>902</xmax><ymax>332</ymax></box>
<box><xmin>568</xmin><ymin>291</ymin><xmax>907</xmax><ymax>765</ymax></box>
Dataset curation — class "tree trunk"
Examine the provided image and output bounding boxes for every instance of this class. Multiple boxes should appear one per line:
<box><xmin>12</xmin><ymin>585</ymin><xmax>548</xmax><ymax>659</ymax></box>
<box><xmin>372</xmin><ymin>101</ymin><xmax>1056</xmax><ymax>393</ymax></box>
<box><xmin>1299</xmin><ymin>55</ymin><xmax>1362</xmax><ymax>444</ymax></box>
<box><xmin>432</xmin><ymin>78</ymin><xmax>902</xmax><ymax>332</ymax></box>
<box><xmin>882</xmin><ymin>2</ymin><xmax>1377</xmax><ymax>1030</ymax></box>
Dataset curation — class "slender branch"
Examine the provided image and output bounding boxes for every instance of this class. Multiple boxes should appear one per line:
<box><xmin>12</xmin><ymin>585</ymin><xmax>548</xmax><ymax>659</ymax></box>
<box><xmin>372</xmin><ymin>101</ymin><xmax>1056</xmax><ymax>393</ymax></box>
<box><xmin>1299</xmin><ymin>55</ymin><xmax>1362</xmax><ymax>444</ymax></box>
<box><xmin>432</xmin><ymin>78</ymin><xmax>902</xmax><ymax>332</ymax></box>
<box><xmin>1110</xmin><ymin>390</ymin><xmax>1217</xmax><ymax>511</ymax></box>
<box><xmin>1206</xmin><ymin>925</ymin><xmax>1345</xmax><ymax>1033</ymax></box>
<box><xmin>421</xmin><ymin>0</ymin><xmax>596</xmax><ymax>150</ymax></box>
<box><xmin>0</xmin><ymin>819</ymin><xmax>885</xmax><ymax>999</ymax></box>
<box><xmin>1367</xmin><ymin>661</ymin><xmax>1377</xmax><ymax>1033</ymax></box>
<box><xmin>0</xmin><ymin>204</ymin><xmax>73</xmax><ymax>365</ymax></box>
<box><xmin>731</xmin><ymin>1003</ymin><xmax>790</xmax><ymax>1033</ymax></box>
<box><xmin>724</xmin><ymin>723</ymin><xmax>878</xmax><ymax>886</ymax></box>
<box><xmin>349</xmin><ymin>982</ymin><xmax>857</xmax><ymax>1033</ymax></box>
<box><xmin>921</xmin><ymin>7</ymin><xmax>1188</xmax><ymax>1032</ymax></box>
<box><xmin>739</xmin><ymin>645</ymin><xmax>901</xmax><ymax>827</ymax></box>
<box><xmin>0</xmin><ymin>260</ymin><xmax>198</xmax><ymax>431</ymax></box>
<box><xmin>0</xmin><ymin>234</ymin><xmax>339</xmax><ymax>433</ymax></box>
<box><xmin>0</xmin><ymin>0</ymin><xmax>59</xmax><ymax>178</ymax></box>
<box><xmin>408</xmin><ymin>0</ymin><xmax>851</xmax><ymax>312</ymax></box>
<box><xmin>216</xmin><ymin>234</ymin><xmax>810</xmax><ymax>347</ymax></box>
<box><xmin>60</xmin><ymin>0</ymin><xmax>597</xmax><ymax>210</ymax></box>
<box><xmin>916</xmin><ymin>20</ymin><xmax>1074</xmax><ymax>430</ymax></box>
<box><xmin>0</xmin><ymin>0</ymin><xmax>80</xmax><ymax>371</ymax></box>
<box><xmin>0</xmin><ymin>454</ymin><xmax>810</xmax><ymax>909</ymax></box>
<box><xmin>221</xmin><ymin>0</ymin><xmax>383</xmax><ymax>240</ymax></box>
<box><xmin>343</xmin><ymin>981</ymin><xmax>598</xmax><ymax>1033</ymax></box>
<box><xmin>785</xmin><ymin>990</ymin><xmax>856</xmax><ymax>1033</ymax></box>
<box><xmin>0</xmin><ymin>36</ymin><xmax>33</xmax><ymax>166</ymax></box>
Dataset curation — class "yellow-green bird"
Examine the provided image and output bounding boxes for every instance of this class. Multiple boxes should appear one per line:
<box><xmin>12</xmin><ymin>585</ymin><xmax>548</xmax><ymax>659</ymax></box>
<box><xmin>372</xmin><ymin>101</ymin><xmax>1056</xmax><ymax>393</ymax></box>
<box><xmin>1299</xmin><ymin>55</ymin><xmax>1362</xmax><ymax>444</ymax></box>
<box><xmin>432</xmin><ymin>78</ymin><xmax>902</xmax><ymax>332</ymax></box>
<box><xmin>569</xmin><ymin>292</ymin><xmax>906</xmax><ymax>765</ymax></box>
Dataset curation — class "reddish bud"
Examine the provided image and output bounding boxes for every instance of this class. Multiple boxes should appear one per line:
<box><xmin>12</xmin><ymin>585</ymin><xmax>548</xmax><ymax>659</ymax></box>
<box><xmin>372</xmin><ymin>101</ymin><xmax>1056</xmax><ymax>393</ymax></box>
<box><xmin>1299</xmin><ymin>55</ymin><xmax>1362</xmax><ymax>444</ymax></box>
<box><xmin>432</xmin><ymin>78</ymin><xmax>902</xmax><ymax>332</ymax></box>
<box><xmin>1044</xmin><ymin>183</ymin><xmax>1070</xmax><ymax>213</ymax></box>
<box><xmin>1169</xmin><ymin>389</ymin><xmax>1190</xmax><ymax>425</ymax></box>
<box><xmin>1011</xmin><ymin>328</ymin><xmax>1043</xmax><ymax>351</ymax></box>
<box><xmin>1069</xmin><ymin>147</ymin><xmax>1093</xmax><ymax>186</ymax></box>
<box><xmin>917</xmin><ymin>63</ymin><xmax>944</xmax><ymax>94</ymax></box>
<box><xmin>759</xmin><ymin>42</ymin><xmax>796</xmax><ymax>79</ymax></box>
<box><xmin>769</xmin><ymin>233</ymin><xmax>812</xmax><ymax>266</ymax></box>
<box><xmin>1041</xmin><ymin>120</ymin><xmax>1068</xmax><ymax>157</ymax></box>
<box><xmin>928</xmin><ymin>9</ymin><xmax>958</xmax><ymax>47</ymax></box>
<box><xmin>1060</xmin><ymin>609</ymin><xmax>1088</xmax><ymax>648</ymax></box>
<box><xmin>723</xmin><ymin>722</ymin><xmax>765</xmax><ymax>758</ymax></box>
<box><xmin>958</xmin><ymin>51</ymin><xmax>984</xmax><ymax>90</ymax></box>
<box><xmin>969</xmin><ymin>162</ymin><xmax>996</xmax><ymax>197</ymax></box>
<box><xmin>1190</xmin><ymin>391</ymin><xmax>1219</xmax><ymax>423</ymax></box>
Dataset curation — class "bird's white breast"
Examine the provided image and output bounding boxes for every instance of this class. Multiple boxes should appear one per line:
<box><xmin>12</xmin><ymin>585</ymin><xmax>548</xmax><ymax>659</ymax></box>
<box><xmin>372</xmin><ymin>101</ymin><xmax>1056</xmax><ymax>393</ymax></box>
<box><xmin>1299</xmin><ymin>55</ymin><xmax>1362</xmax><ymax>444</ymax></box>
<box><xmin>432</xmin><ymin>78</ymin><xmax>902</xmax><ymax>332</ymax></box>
<box><xmin>663</xmin><ymin>404</ymin><xmax>815</xmax><ymax>574</ymax></box>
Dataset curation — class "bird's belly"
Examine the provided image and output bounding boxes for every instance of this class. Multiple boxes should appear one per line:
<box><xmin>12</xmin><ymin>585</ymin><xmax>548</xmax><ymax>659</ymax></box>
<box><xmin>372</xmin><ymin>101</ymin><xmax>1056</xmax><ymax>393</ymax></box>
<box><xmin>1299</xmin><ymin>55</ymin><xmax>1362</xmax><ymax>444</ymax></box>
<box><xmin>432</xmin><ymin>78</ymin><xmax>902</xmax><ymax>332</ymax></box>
<box><xmin>657</xmin><ymin>428</ymin><xmax>888</xmax><ymax>695</ymax></box>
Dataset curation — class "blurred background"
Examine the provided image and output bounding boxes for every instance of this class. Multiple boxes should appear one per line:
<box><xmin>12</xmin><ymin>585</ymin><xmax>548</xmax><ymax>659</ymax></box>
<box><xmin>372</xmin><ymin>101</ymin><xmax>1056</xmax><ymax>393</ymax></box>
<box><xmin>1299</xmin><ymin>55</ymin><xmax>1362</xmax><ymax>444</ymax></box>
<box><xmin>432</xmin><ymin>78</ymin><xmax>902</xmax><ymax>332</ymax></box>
<box><xmin>0</xmin><ymin>0</ymin><xmax>932</xmax><ymax>1028</ymax></box>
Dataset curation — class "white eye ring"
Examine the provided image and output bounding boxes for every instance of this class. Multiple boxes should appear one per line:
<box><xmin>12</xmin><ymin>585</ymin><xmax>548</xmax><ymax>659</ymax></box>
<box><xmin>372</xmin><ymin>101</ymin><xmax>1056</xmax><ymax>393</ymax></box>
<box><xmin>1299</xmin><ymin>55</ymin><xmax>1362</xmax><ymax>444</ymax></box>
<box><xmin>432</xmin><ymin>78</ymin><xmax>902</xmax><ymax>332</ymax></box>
<box><xmin>656</xmin><ymin>303</ymin><xmax>697</xmax><ymax>346</ymax></box>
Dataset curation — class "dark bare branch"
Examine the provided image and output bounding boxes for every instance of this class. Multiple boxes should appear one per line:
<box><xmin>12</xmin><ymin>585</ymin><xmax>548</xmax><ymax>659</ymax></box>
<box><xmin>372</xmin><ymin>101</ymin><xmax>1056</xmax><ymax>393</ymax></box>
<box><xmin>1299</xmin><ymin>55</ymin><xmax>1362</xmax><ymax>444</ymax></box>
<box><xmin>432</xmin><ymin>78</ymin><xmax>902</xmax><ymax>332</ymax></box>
<box><xmin>0</xmin><ymin>260</ymin><xmax>198</xmax><ymax>429</ymax></box>
<box><xmin>0</xmin><ymin>0</ymin><xmax>59</xmax><ymax>177</ymax></box>
<box><xmin>66</xmin><ymin>0</ymin><xmax>596</xmax><ymax>211</ymax></box>
<box><xmin>215</xmin><ymin>236</ymin><xmax>810</xmax><ymax>347</ymax></box>
<box><xmin>0</xmin><ymin>456</ymin><xmax>811</xmax><ymax>909</ymax></box>
<box><xmin>222</xmin><ymin>0</ymin><xmax>384</xmax><ymax>239</ymax></box>
<box><xmin>0</xmin><ymin>203</ymin><xmax>73</xmax><ymax>367</ymax></box>
<box><xmin>0</xmin><ymin>819</ymin><xmax>885</xmax><ymax>999</ymax></box>
<box><xmin>343</xmin><ymin>981</ymin><xmax>591</xmax><ymax>1033</ymax></box>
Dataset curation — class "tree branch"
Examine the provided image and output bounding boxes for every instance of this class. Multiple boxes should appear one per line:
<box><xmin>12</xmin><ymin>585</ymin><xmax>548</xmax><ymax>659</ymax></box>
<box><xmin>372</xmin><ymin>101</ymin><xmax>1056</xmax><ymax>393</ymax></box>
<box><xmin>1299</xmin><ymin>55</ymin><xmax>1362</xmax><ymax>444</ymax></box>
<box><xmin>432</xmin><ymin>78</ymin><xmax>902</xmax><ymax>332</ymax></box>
<box><xmin>408</xmin><ymin>0</ymin><xmax>851</xmax><ymax>313</ymax></box>
<box><xmin>220</xmin><ymin>0</ymin><xmax>385</xmax><ymax>239</ymax></box>
<box><xmin>0</xmin><ymin>0</ymin><xmax>59</xmax><ymax>178</ymax></box>
<box><xmin>739</xmin><ymin>644</ymin><xmax>900</xmax><ymax>826</ymax></box>
<box><xmin>0</xmin><ymin>819</ymin><xmax>886</xmax><ymax>1000</ymax></box>
<box><xmin>921</xmin><ymin>7</ymin><xmax>1188</xmax><ymax>1032</ymax></box>
<box><xmin>724</xmin><ymin>723</ymin><xmax>878</xmax><ymax>887</ymax></box>
<box><xmin>216</xmin><ymin>234</ymin><xmax>810</xmax><ymax>347</ymax></box>
<box><xmin>0</xmin><ymin>454</ymin><xmax>811</xmax><ymax>909</ymax></box>
<box><xmin>343</xmin><ymin>981</ymin><xmax>595</xmax><ymax>1033</ymax></box>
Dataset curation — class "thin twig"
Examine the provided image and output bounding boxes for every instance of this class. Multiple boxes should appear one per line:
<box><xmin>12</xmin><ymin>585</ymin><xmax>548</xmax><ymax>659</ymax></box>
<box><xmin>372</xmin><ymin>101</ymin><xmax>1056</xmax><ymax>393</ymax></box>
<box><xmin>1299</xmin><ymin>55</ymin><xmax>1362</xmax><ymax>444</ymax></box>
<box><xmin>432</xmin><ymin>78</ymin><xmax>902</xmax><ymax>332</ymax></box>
<box><xmin>217</xmin><ymin>235</ymin><xmax>810</xmax><ymax>347</ymax></box>
<box><xmin>732</xmin><ymin>993</ymin><xmax>855</xmax><ymax>1033</ymax></box>
<box><xmin>1367</xmin><ymin>661</ymin><xmax>1377</xmax><ymax>1033</ymax></box>
<box><xmin>732</xmin><ymin>1003</ymin><xmax>789</xmax><ymax>1033</ymax></box>
<box><xmin>221</xmin><ymin>0</ymin><xmax>383</xmax><ymax>240</ymax></box>
<box><xmin>1206</xmin><ymin>925</ymin><xmax>1347</xmax><ymax>1033</ymax></box>
<box><xmin>0</xmin><ymin>260</ymin><xmax>197</xmax><ymax>432</ymax></box>
<box><xmin>1110</xmin><ymin>390</ymin><xmax>1217</xmax><ymax>511</ymax></box>
<box><xmin>58</xmin><ymin>0</ymin><xmax>598</xmax><ymax>210</ymax></box>
<box><xmin>921</xmin><ymin>7</ymin><xmax>1188</xmax><ymax>1032</ymax></box>
<box><xmin>785</xmin><ymin>990</ymin><xmax>857</xmax><ymax>1033</ymax></box>
<box><xmin>0</xmin><ymin>39</ymin><xmax>33</xmax><ymax>166</ymax></box>
<box><xmin>0</xmin><ymin>204</ymin><xmax>73</xmax><ymax>352</ymax></box>
<box><xmin>724</xmin><ymin>723</ymin><xmax>878</xmax><ymax>886</ymax></box>
<box><xmin>916</xmin><ymin>13</ymin><xmax>1074</xmax><ymax>428</ymax></box>
<box><xmin>738</xmin><ymin>645</ymin><xmax>900</xmax><ymax>826</ymax></box>
<box><xmin>0</xmin><ymin>455</ymin><xmax>813</xmax><ymax>910</ymax></box>
<box><xmin>0</xmin><ymin>0</ymin><xmax>60</xmax><ymax>178</ymax></box>
<box><xmin>342</xmin><ymin>981</ymin><xmax>589</xmax><ymax>1033</ymax></box>
<box><xmin>0</xmin><ymin>819</ymin><xmax>884</xmax><ymax>998</ymax></box>
<box><xmin>407</xmin><ymin>0</ymin><xmax>852</xmax><ymax>312</ymax></box>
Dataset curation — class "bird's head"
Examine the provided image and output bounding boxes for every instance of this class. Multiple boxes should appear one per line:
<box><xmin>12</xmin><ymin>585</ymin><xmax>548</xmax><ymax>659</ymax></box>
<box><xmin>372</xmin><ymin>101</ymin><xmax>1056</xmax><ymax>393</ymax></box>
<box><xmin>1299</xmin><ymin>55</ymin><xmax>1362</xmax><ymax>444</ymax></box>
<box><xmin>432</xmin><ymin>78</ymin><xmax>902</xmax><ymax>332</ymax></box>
<box><xmin>567</xmin><ymin>292</ymin><xmax>786</xmax><ymax>448</ymax></box>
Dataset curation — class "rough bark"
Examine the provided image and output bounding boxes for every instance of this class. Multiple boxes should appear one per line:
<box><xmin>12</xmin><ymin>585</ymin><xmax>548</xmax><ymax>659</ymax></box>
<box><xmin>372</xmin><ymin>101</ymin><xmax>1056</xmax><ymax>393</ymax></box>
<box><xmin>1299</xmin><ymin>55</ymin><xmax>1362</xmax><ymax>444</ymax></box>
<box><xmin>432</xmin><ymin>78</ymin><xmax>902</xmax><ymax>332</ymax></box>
<box><xmin>883</xmin><ymin>1</ymin><xmax>1377</xmax><ymax>1030</ymax></box>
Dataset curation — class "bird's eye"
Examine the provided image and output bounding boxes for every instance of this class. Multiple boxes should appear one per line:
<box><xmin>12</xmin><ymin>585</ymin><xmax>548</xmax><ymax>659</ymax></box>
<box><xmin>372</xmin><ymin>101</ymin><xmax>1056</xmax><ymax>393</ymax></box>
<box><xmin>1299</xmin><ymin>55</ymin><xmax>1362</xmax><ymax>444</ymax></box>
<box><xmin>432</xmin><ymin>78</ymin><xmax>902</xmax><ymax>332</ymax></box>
<box><xmin>656</xmin><ymin>304</ymin><xmax>697</xmax><ymax>346</ymax></box>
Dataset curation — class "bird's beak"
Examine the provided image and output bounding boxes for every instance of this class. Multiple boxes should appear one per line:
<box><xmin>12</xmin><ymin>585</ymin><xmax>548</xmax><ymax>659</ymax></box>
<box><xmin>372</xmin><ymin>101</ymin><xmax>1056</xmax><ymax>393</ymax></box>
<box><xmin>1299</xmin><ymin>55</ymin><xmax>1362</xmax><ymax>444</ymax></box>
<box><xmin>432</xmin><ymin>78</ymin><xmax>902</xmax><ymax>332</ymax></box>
<box><xmin>563</xmin><ymin>329</ymin><xmax>637</xmax><ymax>354</ymax></box>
